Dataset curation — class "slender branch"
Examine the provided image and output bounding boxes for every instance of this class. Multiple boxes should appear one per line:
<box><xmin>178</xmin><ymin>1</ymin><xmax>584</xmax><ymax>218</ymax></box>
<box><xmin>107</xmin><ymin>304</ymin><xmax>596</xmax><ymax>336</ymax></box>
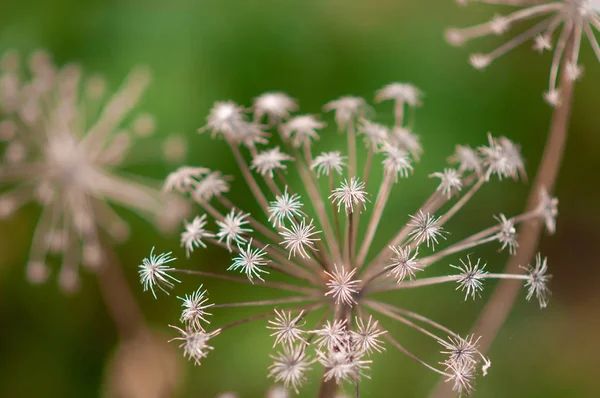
<box><xmin>172</xmin><ymin>269</ymin><xmax>319</xmax><ymax>295</ymax></box>
<box><xmin>97</xmin><ymin>245</ymin><xmax>147</xmax><ymax>340</ymax></box>
<box><xmin>212</xmin><ymin>295</ymin><xmax>323</xmax><ymax>308</ymax></box>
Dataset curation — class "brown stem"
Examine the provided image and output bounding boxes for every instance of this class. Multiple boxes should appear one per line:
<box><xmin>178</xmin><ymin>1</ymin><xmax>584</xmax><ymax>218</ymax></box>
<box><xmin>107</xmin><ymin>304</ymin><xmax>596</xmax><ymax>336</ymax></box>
<box><xmin>318</xmin><ymin>378</ymin><xmax>338</xmax><ymax>398</ymax></box>
<box><xmin>429</xmin><ymin>43</ymin><xmax>574</xmax><ymax>398</ymax></box>
<box><xmin>97</xmin><ymin>246</ymin><xmax>148</xmax><ymax>340</ymax></box>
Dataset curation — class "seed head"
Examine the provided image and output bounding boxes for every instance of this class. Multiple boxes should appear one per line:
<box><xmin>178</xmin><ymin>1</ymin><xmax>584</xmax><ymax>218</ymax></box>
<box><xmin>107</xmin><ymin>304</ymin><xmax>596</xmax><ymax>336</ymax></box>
<box><xmin>329</xmin><ymin>177</ymin><xmax>369</xmax><ymax>214</ymax></box>
<box><xmin>313</xmin><ymin>319</ymin><xmax>348</xmax><ymax>350</ymax></box>
<box><xmin>408</xmin><ymin>211</ymin><xmax>447</xmax><ymax>250</ymax></box>
<box><xmin>252</xmin><ymin>147</ymin><xmax>294</xmax><ymax>177</ymax></box>
<box><xmin>268</xmin><ymin>344</ymin><xmax>314</xmax><ymax>394</ymax></box>
<box><xmin>451</xmin><ymin>256</ymin><xmax>488</xmax><ymax>301</ymax></box>
<box><xmin>390</xmin><ymin>127</ymin><xmax>423</xmax><ymax>161</ymax></box>
<box><xmin>164</xmin><ymin>166</ymin><xmax>210</xmax><ymax>193</ymax></box>
<box><xmin>192</xmin><ymin>171</ymin><xmax>231</xmax><ymax>202</ymax></box>
<box><xmin>267</xmin><ymin>309</ymin><xmax>308</xmax><ymax>347</ymax></box>
<box><xmin>228</xmin><ymin>240</ymin><xmax>270</xmax><ymax>282</ymax></box>
<box><xmin>216</xmin><ymin>209</ymin><xmax>252</xmax><ymax>251</ymax></box>
<box><xmin>138</xmin><ymin>247</ymin><xmax>179</xmax><ymax>299</ymax></box>
<box><xmin>178</xmin><ymin>286</ymin><xmax>214</xmax><ymax>330</ymax></box>
<box><xmin>449</xmin><ymin>145</ymin><xmax>482</xmax><ymax>175</ymax></box>
<box><xmin>253</xmin><ymin>92</ymin><xmax>298</xmax><ymax>125</ymax></box>
<box><xmin>280</xmin><ymin>218</ymin><xmax>321</xmax><ymax>259</ymax></box>
<box><xmin>311</xmin><ymin>151</ymin><xmax>347</xmax><ymax>177</ymax></box>
<box><xmin>358</xmin><ymin>118</ymin><xmax>389</xmax><ymax>149</ymax></box>
<box><xmin>351</xmin><ymin>316</ymin><xmax>386</xmax><ymax>354</ymax></box>
<box><xmin>324</xmin><ymin>265</ymin><xmax>361</xmax><ymax>306</ymax></box>
<box><xmin>169</xmin><ymin>325</ymin><xmax>219</xmax><ymax>366</ymax></box>
<box><xmin>382</xmin><ymin>143</ymin><xmax>413</xmax><ymax>181</ymax></box>
<box><xmin>375</xmin><ymin>82</ymin><xmax>423</xmax><ymax>107</ymax></box>
<box><xmin>537</xmin><ymin>187</ymin><xmax>558</xmax><ymax>234</ymax></box>
<box><xmin>180</xmin><ymin>215</ymin><xmax>214</xmax><ymax>257</ymax></box>
<box><xmin>386</xmin><ymin>246</ymin><xmax>422</xmax><ymax>283</ymax></box>
<box><xmin>522</xmin><ymin>253</ymin><xmax>552</xmax><ymax>309</ymax></box>
<box><xmin>268</xmin><ymin>187</ymin><xmax>305</xmax><ymax>227</ymax></box>
<box><xmin>280</xmin><ymin>115</ymin><xmax>325</xmax><ymax>148</ymax></box>
<box><xmin>430</xmin><ymin>168</ymin><xmax>463</xmax><ymax>198</ymax></box>
<box><xmin>323</xmin><ymin>96</ymin><xmax>368</xmax><ymax>129</ymax></box>
<box><xmin>495</xmin><ymin>213</ymin><xmax>519</xmax><ymax>255</ymax></box>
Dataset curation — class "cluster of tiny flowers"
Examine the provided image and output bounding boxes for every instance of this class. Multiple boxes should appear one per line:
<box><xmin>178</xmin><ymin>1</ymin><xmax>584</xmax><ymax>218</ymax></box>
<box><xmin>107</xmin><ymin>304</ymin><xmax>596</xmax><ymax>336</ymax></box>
<box><xmin>448</xmin><ymin>0</ymin><xmax>600</xmax><ymax>106</ymax></box>
<box><xmin>139</xmin><ymin>83</ymin><xmax>557</xmax><ymax>395</ymax></box>
<box><xmin>0</xmin><ymin>50</ymin><xmax>185</xmax><ymax>292</ymax></box>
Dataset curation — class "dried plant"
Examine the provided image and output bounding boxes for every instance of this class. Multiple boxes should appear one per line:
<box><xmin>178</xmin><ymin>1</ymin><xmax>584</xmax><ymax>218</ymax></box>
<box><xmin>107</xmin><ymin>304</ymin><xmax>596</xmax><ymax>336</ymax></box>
<box><xmin>141</xmin><ymin>83</ymin><xmax>557</xmax><ymax>396</ymax></box>
<box><xmin>448</xmin><ymin>0</ymin><xmax>600</xmax><ymax>106</ymax></box>
<box><xmin>0</xmin><ymin>50</ymin><xmax>186</xmax><ymax>292</ymax></box>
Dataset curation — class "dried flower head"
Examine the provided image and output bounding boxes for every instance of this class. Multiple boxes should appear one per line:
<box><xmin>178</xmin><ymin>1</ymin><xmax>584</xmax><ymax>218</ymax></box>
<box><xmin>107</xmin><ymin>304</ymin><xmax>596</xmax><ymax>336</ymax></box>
<box><xmin>323</xmin><ymin>96</ymin><xmax>368</xmax><ymax>130</ymax></box>
<box><xmin>324</xmin><ymin>265</ymin><xmax>361</xmax><ymax>306</ymax></box>
<box><xmin>448</xmin><ymin>0</ymin><xmax>600</xmax><ymax>105</ymax></box>
<box><xmin>268</xmin><ymin>187</ymin><xmax>305</xmax><ymax>227</ymax></box>
<box><xmin>252</xmin><ymin>147</ymin><xmax>294</xmax><ymax>177</ymax></box>
<box><xmin>408</xmin><ymin>211</ymin><xmax>447</xmax><ymax>249</ymax></box>
<box><xmin>280</xmin><ymin>115</ymin><xmax>325</xmax><ymax>148</ymax></box>
<box><xmin>312</xmin><ymin>151</ymin><xmax>347</xmax><ymax>177</ymax></box>
<box><xmin>268</xmin><ymin>309</ymin><xmax>308</xmax><ymax>347</ymax></box>
<box><xmin>216</xmin><ymin>209</ymin><xmax>252</xmax><ymax>251</ymax></box>
<box><xmin>537</xmin><ymin>187</ymin><xmax>559</xmax><ymax>234</ymax></box>
<box><xmin>495</xmin><ymin>213</ymin><xmax>519</xmax><ymax>254</ymax></box>
<box><xmin>181</xmin><ymin>215</ymin><xmax>214</xmax><ymax>257</ymax></box>
<box><xmin>0</xmin><ymin>51</ymin><xmax>181</xmax><ymax>290</ymax></box>
<box><xmin>430</xmin><ymin>168</ymin><xmax>463</xmax><ymax>198</ymax></box>
<box><xmin>385</xmin><ymin>246</ymin><xmax>422</xmax><ymax>283</ymax></box>
<box><xmin>148</xmin><ymin>85</ymin><xmax>553</xmax><ymax>395</ymax></box>
<box><xmin>179</xmin><ymin>286</ymin><xmax>214</xmax><ymax>330</ymax></box>
<box><xmin>329</xmin><ymin>177</ymin><xmax>369</xmax><ymax>214</ymax></box>
<box><xmin>253</xmin><ymin>92</ymin><xmax>298</xmax><ymax>125</ymax></box>
<box><xmin>169</xmin><ymin>325</ymin><xmax>220</xmax><ymax>366</ymax></box>
<box><xmin>522</xmin><ymin>253</ymin><xmax>552</xmax><ymax>308</ymax></box>
<box><xmin>451</xmin><ymin>256</ymin><xmax>488</xmax><ymax>301</ymax></box>
<box><xmin>228</xmin><ymin>240</ymin><xmax>270</xmax><ymax>282</ymax></box>
<box><xmin>268</xmin><ymin>345</ymin><xmax>314</xmax><ymax>393</ymax></box>
<box><xmin>139</xmin><ymin>248</ymin><xmax>179</xmax><ymax>299</ymax></box>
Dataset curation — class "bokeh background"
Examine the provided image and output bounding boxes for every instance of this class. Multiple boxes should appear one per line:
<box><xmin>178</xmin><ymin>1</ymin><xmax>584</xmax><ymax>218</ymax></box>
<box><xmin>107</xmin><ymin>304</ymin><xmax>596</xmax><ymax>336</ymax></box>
<box><xmin>1</xmin><ymin>0</ymin><xmax>599</xmax><ymax>397</ymax></box>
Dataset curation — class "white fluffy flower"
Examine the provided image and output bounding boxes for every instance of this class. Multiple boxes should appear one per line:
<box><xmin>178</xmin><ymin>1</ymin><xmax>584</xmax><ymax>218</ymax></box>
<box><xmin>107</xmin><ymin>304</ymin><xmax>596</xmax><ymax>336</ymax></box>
<box><xmin>495</xmin><ymin>213</ymin><xmax>518</xmax><ymax>255</ymax></box>
<box><xmin>251</xmin><ymin>147</ymin><xmax>293</xmax><ymax>177</ymax></box>
<box><xmin>228</xmin><ymin>240</ymin><xmax>270</xmax><ymax>282</ymax></box>
<box><xmin>382</xmin><ymin>143</ymin><xmax>413</xmax><ymax>181</ymax></box>
<box><xmin>216</xmin><ymin>209</ymin><xmax>252</xmax><ymax>251</ymax></box>
<box><xmin>253</xmin><ymin>92</ymin><xmax>298</xmax><ymax>125</ymax></box>
<box><xmin>280</xmin><ymin>115</ymin><xmax>325</xmax><ymax>148</ymax></box>
<box><xmin>329</xmin><ymin>177</ymin><xmax>369</xmax><ymax>214</ymax></box>
<box><xmin>169</xmin><ymin>325</ymin><xmax>219</xmax><ymax>366</ymax></box>
<box><xmin>450</xmin><ymin>256</ymin><xmax>488</xmax><ymax>301</ymax></box>
<box><xmin>180</xmin><ymin>215</ymin><xmax>214</xmax><ymax>257</ymax></box>
<box><xmin>522</xmin><ymin>253</ymin><xmax>551</xmax><ymax>309</ymax></box>
<box><xmin>385</xmin><ymin>246</ymin><xmax>422</xmax><ymax>283</ymax></box>
<box><xmin>280</xmin><ymin>218</ymin><xmax>321</xmax><ymax>258</ymax></box>
<box><xmin>178</xmin><ymin>285</ymin><xmax>213</xmax><ymax>330</ymax></box>
<box><xmin>138</xmin><ymin>247</ymin><xmax>179</xmax><ymax>299</ymax></box>
<box><xmin>323</xmin><ymin>96</ymin><xmax>368</xmax><ymax>129</ymax></box>
<box><xmin>408</xmin><ymin>211</ymin><xmax>447</xmax><ymax>249</ymax></box>
<box><xmin>267</xmin><ymin>309</ymin><xmax>307</xmax><ymax>347</ymax></box>
<box><xmin>375</xmin><ymin>82</ymin><xmax>423</xmax><ymax>107</ymax></box>
<box><xmin>311</xmin><ymin>151</ymin><xmax>347</xmax><ymax>177</ymax></box>
<box><xmin>430</xmin><ymin>168</ymin><xmax>462</xmax><ymax>198</ymax></box>
<box><xmin>537</xmin><ymin>187</ymin><xmax>558</xmax><ymax>234</ymax></box>
<box><xmin>268</xmin><ymin>344</ymin><xmax>313</xmax><ymax>394</ymax></box>
<box><xmin>324</xmin><ymin>265</ymin><xmax>361</xmax><ymax>306</ymax></box>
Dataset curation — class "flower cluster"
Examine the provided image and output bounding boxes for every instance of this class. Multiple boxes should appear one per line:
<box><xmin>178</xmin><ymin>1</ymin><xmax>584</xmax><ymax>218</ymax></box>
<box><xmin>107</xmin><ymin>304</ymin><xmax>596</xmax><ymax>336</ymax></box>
<box><xmin>448</xmin><ymin>0</ymin><xmax>600</xmax><ymax>105</ymax></box>
<box><xmin>140</xmin><ymin>83</ymin><xmax>556</xmax><ymax>396</ymax></box>
<box><xmin>0</xmin><ymin>50</ymin><xmax>185</xmax><ymax>291</ymax></box>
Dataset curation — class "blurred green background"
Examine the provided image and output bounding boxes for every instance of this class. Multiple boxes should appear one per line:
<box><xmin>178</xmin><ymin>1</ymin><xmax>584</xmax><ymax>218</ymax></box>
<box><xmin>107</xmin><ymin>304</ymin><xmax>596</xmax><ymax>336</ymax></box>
<box><xmin>1</xmin><ymin>0</ymin><xmax>599</xmax><ymax>397</ymax></box>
